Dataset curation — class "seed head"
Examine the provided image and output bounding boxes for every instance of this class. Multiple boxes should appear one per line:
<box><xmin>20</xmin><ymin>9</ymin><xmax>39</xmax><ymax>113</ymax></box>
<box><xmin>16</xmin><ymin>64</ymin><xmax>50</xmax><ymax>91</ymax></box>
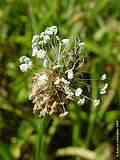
<box><xmin>19</xmin><ymin>25</ymin><xmax>109</xmax><ymax>118</ymax></box>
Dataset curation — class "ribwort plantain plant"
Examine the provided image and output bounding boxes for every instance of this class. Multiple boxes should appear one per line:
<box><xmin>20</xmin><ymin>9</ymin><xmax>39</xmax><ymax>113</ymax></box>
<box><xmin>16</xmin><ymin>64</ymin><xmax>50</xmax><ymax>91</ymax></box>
<box><xmin>19</xmin><ymin>26</ymin><xmax>109</xmax><ymax>119</ymax></box>
<box><xmin>19</xmin><ymin>26</ymin><xmax>110</xmax><ymax>160</ymax></box>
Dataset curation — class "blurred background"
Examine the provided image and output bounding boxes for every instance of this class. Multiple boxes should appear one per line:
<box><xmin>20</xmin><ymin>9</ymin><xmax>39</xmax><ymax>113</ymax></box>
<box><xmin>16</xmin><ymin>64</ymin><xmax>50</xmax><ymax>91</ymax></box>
<box><xmin>0</xmin><ymin>0</ymin><xmax>120</xmax><ymax>160</ymax></box>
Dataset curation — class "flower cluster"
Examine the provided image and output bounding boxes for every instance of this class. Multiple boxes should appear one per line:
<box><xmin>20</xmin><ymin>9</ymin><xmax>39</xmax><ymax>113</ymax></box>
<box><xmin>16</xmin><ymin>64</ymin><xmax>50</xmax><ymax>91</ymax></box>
<box><xmin>19</xmin><ymin>26</ymin><xmax>109</xmax><ymax>118</ymax></box>
<box><xmin>31</xmin><ymin>26</ymin><xmax>58</xmax><ymax>67</ymax></box>
<box><xmin>19</xmin><ymin>56</ymin><xmax>32</xmax><ymax>72</ymax></box>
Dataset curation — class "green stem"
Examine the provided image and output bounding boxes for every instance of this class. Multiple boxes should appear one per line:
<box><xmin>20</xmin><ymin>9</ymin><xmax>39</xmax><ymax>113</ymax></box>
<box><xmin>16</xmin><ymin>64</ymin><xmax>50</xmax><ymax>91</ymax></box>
<box><xmin>85</xmin><ymin>112</ymin><xmax>96</xmax><ymax>147</ymax></box>
<box><xmin>72</xmin><ymin>124</ymin><xmax>80</xmax><ymax>160</ymax></box>
<box><xmin>27</xmin><ymin>0</ymin><xmax>37</xmax><ymax>33</ymax></box>
<box><xmin>35</xmin><ymin>118</ymin><xmax>48</xmax><ymax>160</ymax></box>
<box><xmin>85</xmin><ymin>62</ymin><xmax>98</xmax><ymax>147</ymax></box>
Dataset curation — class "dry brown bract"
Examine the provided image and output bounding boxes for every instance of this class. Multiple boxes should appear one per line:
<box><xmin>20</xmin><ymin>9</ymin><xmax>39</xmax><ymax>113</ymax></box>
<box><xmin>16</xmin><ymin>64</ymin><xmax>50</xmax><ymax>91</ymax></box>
<box><xmin>32</xmin><ymin>70</ymin><xmax>69</xmax><ymax>118</ymax></box>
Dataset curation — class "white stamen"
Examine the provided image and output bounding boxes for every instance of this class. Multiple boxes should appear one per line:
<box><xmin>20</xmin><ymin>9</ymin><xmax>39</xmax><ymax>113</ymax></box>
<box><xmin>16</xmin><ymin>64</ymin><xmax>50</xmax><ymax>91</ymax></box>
<box><xmin>19</xmin><ymin>63</ymin><xmax>31</xmax><ymax>72</ymax></box>
<box><xmin>32</xmin><ymin>47</ymin><xmax>38</xmax><ymax>57</ymax></box>
<box><xmin>61</xmin><ymin>78</ymin><xmax>70</xmax><ymax>85</ymax></box>
<box><xmin>101</xmin><ymin>74</ymin><xmax>107</xmax><ymax>80</ymax></box>
<box><xmin>93</xmin><ymin>99</ymin><xmax>100</xmax><ymax>107</ymax></box>
<box><xmin>32</xmin><ymin>35</ymin><xmax>40</xmax><ymax>44</ymax></box>
<box><xmin>64</xmin><ymin>86</ymin><xmax>74</xmax><ymax>97</ymax></box>
<box><xmin>43</xmin><ymin>58</ymin><xmax>48</xmax><ymax>68</ymax></box>
<box><xmin>100</xmin><ymin>83</ymin><xmax>108</xmax><ymax>95</ymax></box>
<box><xmin>45</xmin><ymin>26</ymin><xmax>57</xmax><ymax>35</ymax></box>
<box><xmin>59</xmin><ymin>111</ymin><xmax>68</xmax><ymax>117</ymax></box>
<box><xmin>102</xmin><ymin>83</ymin><xmax>108</xmax><ymax>90</ymax></box>
<box><xmin>19</xmin><ymin>56</ymin><xmax>31</xmax><ymax>64</ymax></box>
<box><xmin>62</xmin><ymin>39</ymin><xmax>70</xmax><ymax>45</ymax></box>
<box><xmin>50</xmin><ymin>26</ymin><xmax>57</xmax><ymax>34</ymax></box>
<box><xmin>77</xmin><ymin>97</ymin><xmax>85</xmax><ymax>105</ymax></box>
<box><xmin>75</xmin><ymin>88</ymin><xmax>82</xmax><ymax>97</ymax></box>
<box><xmin>67</xmin><ymin>69</ymin><xmax>74</xmax><ymax>80</ymax></box>
<box><xmin>100</xmin><ymin>90</ymin><xmax>106</xmax><ymax>94</ymax></box>
<box><xmin>79</xmin><ymin>42</ymin><xmax>85</xmax><ymax>47</ymax></box>
<box><xmin>36</xmin><ymin>49</ymin><xmax>46</xmax><ymax>59</ymax></box>
<box><xmin>43</xmin><ymin>35</ymin><xmax>50</xmax><ymax>43</ymax></box>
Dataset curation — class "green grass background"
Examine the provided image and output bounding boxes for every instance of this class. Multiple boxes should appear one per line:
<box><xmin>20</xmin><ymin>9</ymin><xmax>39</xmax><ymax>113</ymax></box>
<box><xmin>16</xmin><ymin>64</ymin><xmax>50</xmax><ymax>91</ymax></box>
<box><xmin>0</xmin><ymin>0</ymin><xmax>120</xmax><ymax>159</ymax></box>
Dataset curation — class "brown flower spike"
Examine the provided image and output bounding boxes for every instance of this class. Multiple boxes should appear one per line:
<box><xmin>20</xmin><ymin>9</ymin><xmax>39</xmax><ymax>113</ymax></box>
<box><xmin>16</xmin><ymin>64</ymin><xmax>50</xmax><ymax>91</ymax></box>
<box><xmin>32</xmin><ymin>70</ymin><xmax>70</xmax><ymax>118</ymax></box>
<box><xmin>19</xmin><ymin>26</ymin><xmax>108</xmax><ymax>118</ymax></box>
